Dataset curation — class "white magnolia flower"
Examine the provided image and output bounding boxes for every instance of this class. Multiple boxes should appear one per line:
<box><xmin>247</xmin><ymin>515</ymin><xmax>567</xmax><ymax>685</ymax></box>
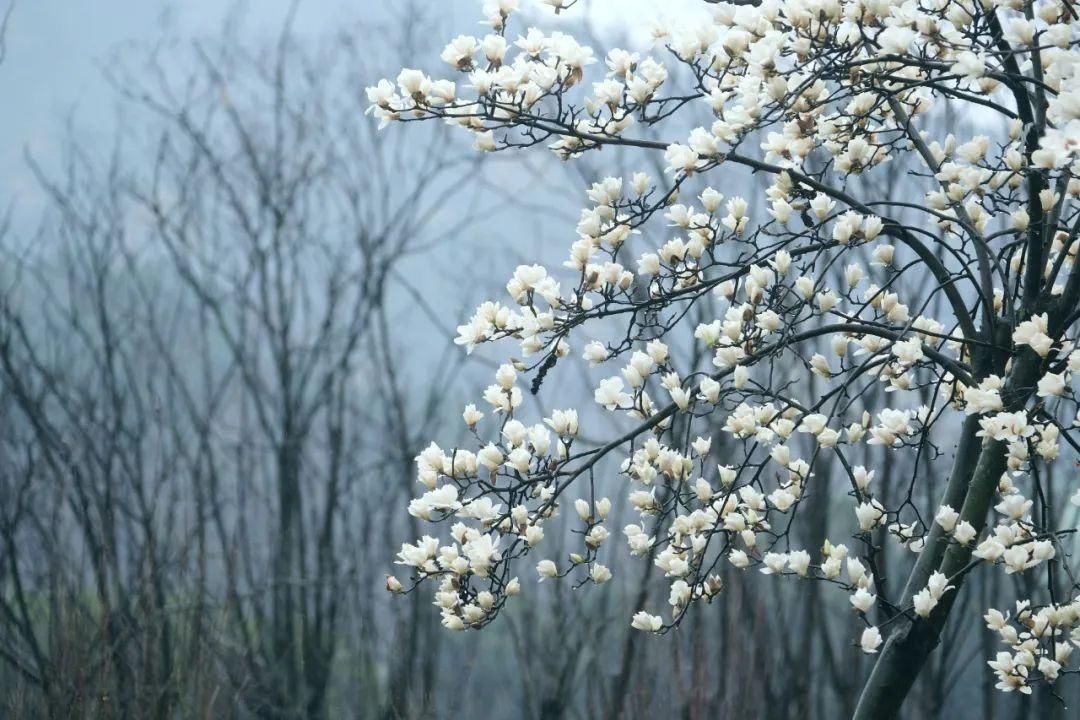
<box><xmin>590</xmin><ymin>564</ymin><xmax>613</xmax><ymax>584</ymax></box>
<box><xmin>1013</xmin><ymin>314</ymin><xmax>1052</xmax><ymax>357</ymax></box>
<box><xmin>850</xmin><ymin>587</ymin><xmax>876</xmax><ymax>614</ymax></box>
<box><xmin>1033</xmin><ymin>120</ymin><xmax>1080</xmax><ymax>168</ymax></box>
<box><xmin>1036</xmin><ymin>372</ymin><xmax>1067</xmax><ymax>398</ymax></box>
<box><xmin>934</xmin><ymin>505</ymin><xmax>959</xmax><ymax>533</ymax></box>
<box><xmin>952</xmin><ymin>521</ymin><xmax>977</xmax><ymax>545</ymax></box>
<box><xmin>953</xmin><ymin>51</ymin><xmax>986</xmax><ymax>79</ymax></box>
<box><xmin>855</xmin><ymin>500</ymin><xmax>886</xmax><ymax>532</ymax></box>
<box><xmin>912</xmin><ymin>588</ymin><xmax>936</xmax><ymax>618</ymax></box>
<box><xmin>860</xmin><ymin>626</ymin><xmax>883</xmax><ymax>654</ymax></box>
<box><xmin>537</xmin><ymin>559</ymin><xmax>558</xmax><ymax>580</ymax></box>
<box><xmin>594</xmin><ymin>377</ymin><xmax>631</xmax><ymax>410</ymax></box>
<box><xmin>631</xmin><ymin>611</ymin><xmax>663</xmax><ymax>632</ymax></box>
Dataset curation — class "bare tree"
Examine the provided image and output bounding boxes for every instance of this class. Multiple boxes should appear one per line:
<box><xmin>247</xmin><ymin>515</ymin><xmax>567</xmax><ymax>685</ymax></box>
<box><xmin>0</xmin><ymin>10</ymin><xmax>481</xmax><ymax>719</ymax></box>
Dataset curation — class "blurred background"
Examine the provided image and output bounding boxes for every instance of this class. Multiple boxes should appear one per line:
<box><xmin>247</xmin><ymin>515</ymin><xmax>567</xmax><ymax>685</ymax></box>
<box><xmin>0</xmin><ymin>1</ymin><xmax>1076</xmax><ymax>718</ymax></box>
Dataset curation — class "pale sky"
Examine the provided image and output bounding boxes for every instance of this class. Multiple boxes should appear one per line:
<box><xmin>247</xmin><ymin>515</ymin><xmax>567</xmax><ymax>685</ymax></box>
<box><xmin>0</xmin><ymin>0</ymin><xmax>706</xmax><ymax>222</ymax></box>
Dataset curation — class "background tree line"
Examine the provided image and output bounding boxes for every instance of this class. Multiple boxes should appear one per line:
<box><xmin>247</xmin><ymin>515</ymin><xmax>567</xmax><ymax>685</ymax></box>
<box><xmin>0</xmin><ymin>4</ymin><xmax>1077</xmax><ymax>719</ymax></box>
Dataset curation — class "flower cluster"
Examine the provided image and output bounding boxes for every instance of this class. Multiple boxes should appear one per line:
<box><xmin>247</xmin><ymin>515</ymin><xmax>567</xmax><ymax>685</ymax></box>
<box><xmin>374</xmin><ymin>0</ymin><xmax>1080</xmax><ymax>702</ymax></box>
<box><xmin>985</xmin><ymin>599</ymin><xmax>1080</xmax><ymax>694</ymax></box>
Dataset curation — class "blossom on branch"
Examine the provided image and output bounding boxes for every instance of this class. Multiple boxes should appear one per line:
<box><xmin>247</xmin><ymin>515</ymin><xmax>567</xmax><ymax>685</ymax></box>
<box><xmin>373</xmin><ymin>0</ymin><xmax>1080</xmax><ymax>706</ymax></box>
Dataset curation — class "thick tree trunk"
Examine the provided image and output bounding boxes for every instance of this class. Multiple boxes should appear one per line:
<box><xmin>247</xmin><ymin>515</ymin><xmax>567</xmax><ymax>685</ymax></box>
<box><xmin>853</xmin><ymin>351</ymin><xmax>1043</xmax><ymax>719</ymax></box>
<box><xmin>853</xmin><ymin>440</ymin><xmax>1003</xmax><ymax>718</ymax></box>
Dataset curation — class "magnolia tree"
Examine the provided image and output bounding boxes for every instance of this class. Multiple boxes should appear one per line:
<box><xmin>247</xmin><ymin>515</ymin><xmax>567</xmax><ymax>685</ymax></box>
<box><xmin>370</xmin><ymin>0</ymin><xmax>1080</xmax><ymax>715</ymax></box>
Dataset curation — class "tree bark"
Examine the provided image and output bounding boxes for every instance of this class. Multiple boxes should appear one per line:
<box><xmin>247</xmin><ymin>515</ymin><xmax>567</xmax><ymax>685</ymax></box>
<box><xmin>853</xmin><ymin>350</ymin><xmax>1043</xmax><ymax>719</ymax></box>
<box><xmin>853</xmin><ymin>439</ymin><xmax>1002</xmax><ymax>719</ymax></box>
